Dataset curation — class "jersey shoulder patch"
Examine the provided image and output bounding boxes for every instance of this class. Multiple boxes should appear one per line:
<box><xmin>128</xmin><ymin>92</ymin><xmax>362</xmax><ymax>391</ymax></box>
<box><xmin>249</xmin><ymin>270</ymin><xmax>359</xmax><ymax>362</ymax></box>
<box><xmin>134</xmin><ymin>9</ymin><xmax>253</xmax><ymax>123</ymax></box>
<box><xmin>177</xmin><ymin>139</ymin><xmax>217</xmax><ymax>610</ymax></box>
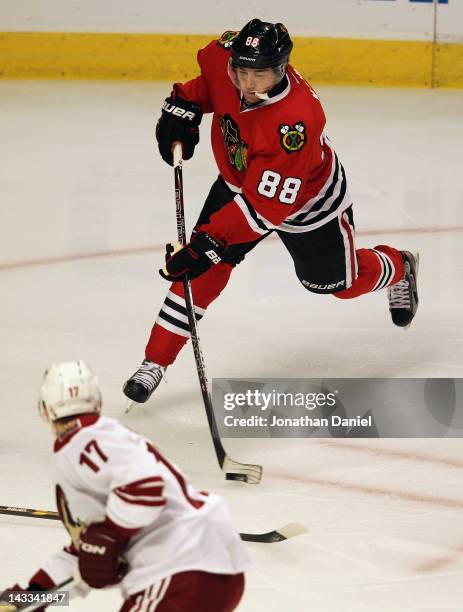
<box><xmin>278</xmin><ymin>121</ymin><xmax>307</xmax><ymax>154</ymax></box>
<box><xmin>217</xmin><ymin>30</ymin><xmax>239</xmax><ymax>50</ymax></box>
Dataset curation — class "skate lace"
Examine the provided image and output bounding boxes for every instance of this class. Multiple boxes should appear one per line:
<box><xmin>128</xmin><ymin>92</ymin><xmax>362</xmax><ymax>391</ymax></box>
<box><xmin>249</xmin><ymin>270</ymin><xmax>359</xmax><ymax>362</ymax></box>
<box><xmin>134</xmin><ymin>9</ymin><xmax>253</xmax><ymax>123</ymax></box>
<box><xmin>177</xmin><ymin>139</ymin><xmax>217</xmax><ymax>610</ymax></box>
<box><xmin>387</xmin><ymin>278</ymin><xmax>410</xmax><ymax>309</ymax></box>
<box><xmin>131</xmin><ymin>363</ymin><xmax>163</xmax><ymax>390</ymax></box>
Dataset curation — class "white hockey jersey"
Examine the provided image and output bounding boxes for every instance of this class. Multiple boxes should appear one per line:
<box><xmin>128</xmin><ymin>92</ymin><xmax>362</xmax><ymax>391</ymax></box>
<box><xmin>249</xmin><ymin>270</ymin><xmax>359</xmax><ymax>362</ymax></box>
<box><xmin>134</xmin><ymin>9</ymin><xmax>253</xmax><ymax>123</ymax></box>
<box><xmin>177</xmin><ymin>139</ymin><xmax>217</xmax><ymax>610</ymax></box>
<box><xmin>39</xmin><ymin>415</ymin><xmax>251</xmax><ymax>599</ymax></box>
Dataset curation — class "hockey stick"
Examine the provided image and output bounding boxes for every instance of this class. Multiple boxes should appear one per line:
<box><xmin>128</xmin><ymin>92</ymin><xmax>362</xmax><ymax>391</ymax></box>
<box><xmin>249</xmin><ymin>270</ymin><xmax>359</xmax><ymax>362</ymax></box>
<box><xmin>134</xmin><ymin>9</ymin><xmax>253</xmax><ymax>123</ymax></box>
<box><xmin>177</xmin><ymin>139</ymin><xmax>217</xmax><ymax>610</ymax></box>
<box><xmin>171</xmin><ymin>143</ymin><xmax>262</xmax><ymax>485</ymax></box>
<box><xmin>239</xmin><ymin>523</ymin><xmax>308</xmax><ymax>543</ymax></box>
<box><xmin>0</xmin><ymin>505</ymin><xmax>307</xmax><ymax>543</ymax></box>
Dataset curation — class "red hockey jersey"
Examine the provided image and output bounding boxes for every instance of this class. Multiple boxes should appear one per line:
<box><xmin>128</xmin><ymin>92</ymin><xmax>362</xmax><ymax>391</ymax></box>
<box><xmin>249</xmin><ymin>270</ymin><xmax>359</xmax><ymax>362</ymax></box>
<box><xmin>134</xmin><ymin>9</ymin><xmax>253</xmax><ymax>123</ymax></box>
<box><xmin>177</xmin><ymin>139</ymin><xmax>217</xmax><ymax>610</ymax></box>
<box><xmin>173</xmin><ymin>32</ymin><xmax>352</xmax><ymax>246</ymax></box>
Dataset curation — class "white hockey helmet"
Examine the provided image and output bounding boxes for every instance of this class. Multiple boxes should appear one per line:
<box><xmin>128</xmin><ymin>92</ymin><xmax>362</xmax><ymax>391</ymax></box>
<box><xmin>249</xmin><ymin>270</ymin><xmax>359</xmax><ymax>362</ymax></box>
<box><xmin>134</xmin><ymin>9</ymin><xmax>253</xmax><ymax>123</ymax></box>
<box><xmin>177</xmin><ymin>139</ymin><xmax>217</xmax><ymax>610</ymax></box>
<box><xmin>38</xmin><ymin>360</ymin><xmax>102</xmax><ymax>423</ymax></box>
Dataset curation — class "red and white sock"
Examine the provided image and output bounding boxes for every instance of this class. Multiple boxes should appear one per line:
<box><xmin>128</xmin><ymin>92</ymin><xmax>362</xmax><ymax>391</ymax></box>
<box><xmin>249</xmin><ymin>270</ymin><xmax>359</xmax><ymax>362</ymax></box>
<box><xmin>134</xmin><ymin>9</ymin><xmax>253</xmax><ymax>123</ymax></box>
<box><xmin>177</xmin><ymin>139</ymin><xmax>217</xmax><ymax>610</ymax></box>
<box><xmin>145</xmin><ymin>262</ymin><xmax>233</xmax><ymax>366</ymax></box>
<box><xmin>334</xmin><ymin>245</ymin><xmax>404</xmax><ymax>300</ymax></box>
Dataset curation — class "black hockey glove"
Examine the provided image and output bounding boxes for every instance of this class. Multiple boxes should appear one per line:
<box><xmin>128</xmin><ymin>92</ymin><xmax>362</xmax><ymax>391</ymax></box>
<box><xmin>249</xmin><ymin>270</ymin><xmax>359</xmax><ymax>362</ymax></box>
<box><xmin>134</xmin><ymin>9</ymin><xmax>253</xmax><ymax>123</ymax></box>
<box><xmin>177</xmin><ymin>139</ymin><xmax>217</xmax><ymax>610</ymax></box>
<box><xmin>156</xmin><ymin>95</ymin><xmax>203</xmax><ymax>166</ymax></box>
<box><xmin>159</xmin><ymin>232</ymin><xmax>225</xmax><ymax>281</ymax></box>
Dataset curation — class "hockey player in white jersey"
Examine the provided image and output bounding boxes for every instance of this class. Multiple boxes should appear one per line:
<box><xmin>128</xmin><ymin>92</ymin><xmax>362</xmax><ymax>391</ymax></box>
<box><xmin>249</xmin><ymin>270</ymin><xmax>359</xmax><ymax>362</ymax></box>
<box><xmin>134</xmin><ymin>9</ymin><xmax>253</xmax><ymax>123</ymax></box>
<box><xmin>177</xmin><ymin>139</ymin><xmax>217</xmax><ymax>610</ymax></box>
<box><xmin>2</xmin><ymin>360</ymin><xmax>249</xmax><ymax>611</ymax></box>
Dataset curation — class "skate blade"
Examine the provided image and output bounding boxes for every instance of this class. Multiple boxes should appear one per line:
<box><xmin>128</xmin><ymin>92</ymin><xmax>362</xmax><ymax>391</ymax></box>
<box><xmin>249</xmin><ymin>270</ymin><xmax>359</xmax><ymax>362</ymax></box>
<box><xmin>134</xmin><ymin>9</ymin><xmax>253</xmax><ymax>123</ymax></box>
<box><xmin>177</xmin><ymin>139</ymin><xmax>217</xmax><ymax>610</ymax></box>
<box><xmin>125</xmin><ymin>400</ymin><xmax>135</xmax><ymax>414</ymax></box>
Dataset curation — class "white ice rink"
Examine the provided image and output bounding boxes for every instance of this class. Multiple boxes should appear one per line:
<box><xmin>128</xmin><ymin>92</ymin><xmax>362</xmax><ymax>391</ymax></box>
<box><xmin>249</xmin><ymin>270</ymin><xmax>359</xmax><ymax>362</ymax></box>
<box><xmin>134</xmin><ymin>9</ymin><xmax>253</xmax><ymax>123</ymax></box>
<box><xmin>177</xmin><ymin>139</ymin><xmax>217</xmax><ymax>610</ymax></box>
<box><xmin>1</xmin><ymin>80</ymin><xmax>463</xmax><ymax>611</ymax></box>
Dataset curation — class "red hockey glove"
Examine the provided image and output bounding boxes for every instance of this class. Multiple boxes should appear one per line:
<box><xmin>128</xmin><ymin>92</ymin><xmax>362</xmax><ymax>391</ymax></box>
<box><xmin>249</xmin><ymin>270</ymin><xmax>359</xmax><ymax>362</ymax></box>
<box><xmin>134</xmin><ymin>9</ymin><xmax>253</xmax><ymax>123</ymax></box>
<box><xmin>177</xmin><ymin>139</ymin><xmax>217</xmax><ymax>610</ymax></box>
<box><xmin>159</xmin><ymin>232</ymin><xmax>225</xmax><ymax>281</ymax></box>
<box><xmin>78</xmin><ymin>522</ymin><xmax>128</xmax><ymax>589</ymax></box>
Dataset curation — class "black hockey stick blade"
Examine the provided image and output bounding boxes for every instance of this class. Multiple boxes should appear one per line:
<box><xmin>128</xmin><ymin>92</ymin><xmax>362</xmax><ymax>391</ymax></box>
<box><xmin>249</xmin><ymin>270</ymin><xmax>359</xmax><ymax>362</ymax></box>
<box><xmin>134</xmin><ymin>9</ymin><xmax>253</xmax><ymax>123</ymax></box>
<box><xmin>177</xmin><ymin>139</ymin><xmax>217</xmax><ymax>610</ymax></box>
<box><xmin>239</xmin><ymin>523</ymin><xmax>309</xmax><ymax>543</ymax></box>
<box><xmin>197</xmin><ymin>383</ymin><xmax>262</xmax><ymax>484</ymax></box>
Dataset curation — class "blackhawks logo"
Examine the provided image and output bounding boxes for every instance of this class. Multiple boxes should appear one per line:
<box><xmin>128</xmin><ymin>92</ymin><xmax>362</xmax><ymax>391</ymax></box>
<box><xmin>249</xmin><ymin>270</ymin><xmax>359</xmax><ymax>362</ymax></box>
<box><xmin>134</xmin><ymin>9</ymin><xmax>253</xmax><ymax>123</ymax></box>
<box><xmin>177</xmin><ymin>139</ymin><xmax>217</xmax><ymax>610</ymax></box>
<box><xmin>279</xmin><ymin>122</ymin><xmax>306</xmax><ymax>154</ymax></box>
<box><xmin>217</xmin><ymin>30</ymin><xmax>239</xmax><ymax>50</ymax></box>
<box><xmin>218</xmin><ymin>114</ymin><xmax>248</xmax><ymax>171</ymax></box>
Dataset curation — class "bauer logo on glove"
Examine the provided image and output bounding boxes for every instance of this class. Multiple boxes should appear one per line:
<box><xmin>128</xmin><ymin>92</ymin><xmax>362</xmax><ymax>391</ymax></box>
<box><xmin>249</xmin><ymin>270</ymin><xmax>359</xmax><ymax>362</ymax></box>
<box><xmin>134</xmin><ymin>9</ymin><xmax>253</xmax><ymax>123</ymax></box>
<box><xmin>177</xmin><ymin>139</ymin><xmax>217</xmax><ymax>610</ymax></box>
<box><xmin>161</xmin><ymin>100</ymin><xmax>198</xmax><ymax>122</ymax></box>
<box><xmin>160</xmin><ymin>232</ymin><xmax>225</xmax><ymax>281</ymax></box>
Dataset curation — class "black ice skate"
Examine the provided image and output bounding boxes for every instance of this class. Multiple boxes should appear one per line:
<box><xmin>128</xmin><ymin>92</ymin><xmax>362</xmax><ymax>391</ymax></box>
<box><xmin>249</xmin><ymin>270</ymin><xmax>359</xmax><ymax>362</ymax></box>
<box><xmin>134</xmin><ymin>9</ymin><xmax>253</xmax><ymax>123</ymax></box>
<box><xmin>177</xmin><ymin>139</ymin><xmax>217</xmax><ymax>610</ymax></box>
<box><xmin>387</xmin><ymin>251</ymin><xmax>419</xmax><ymax>329</ymax></box>
<box><xmin>123</xmin><ymin>360</ymin><xmax>165</xmax><ymax>403</ymax></box>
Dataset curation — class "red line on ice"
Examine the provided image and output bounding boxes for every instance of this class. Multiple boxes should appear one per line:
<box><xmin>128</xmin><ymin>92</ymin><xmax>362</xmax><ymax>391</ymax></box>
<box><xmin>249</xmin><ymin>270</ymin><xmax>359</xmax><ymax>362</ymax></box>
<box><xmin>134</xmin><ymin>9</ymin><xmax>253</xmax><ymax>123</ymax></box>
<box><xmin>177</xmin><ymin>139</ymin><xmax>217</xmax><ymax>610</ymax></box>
<box><xmin>1</xmin><ymin>225</ymin><xmax>462</xmax><ymax>271</ymax></box>
<box><xmin>318</xmin><ymin>440</ymin><xmax>463</xmax><ymax>470</ymax></box>
<box><xmin>271</xmin><ymin>473</ymin><xmax>463</xmax><ymax>510</ymax></box>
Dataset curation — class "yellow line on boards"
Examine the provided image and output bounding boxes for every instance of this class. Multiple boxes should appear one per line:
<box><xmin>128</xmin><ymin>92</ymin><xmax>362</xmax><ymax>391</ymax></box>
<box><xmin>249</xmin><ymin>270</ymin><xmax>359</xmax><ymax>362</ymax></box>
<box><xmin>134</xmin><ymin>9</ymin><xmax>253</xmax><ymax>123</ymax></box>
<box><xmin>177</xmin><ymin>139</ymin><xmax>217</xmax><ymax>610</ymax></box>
<box><xmin>0</xmin><ymin>32</ymin><xmax>461</xmax><ymax>88</ymax></box>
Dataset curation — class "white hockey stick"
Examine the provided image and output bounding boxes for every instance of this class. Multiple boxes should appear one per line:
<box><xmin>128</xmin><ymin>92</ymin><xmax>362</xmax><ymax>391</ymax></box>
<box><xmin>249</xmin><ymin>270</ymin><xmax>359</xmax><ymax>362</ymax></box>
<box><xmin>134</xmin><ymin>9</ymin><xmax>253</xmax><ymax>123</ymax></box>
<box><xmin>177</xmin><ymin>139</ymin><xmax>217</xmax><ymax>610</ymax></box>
<box><xmin>0</xmin><ymin>505</ymin><xmax>307</xmax><ymax>543</ymax></box>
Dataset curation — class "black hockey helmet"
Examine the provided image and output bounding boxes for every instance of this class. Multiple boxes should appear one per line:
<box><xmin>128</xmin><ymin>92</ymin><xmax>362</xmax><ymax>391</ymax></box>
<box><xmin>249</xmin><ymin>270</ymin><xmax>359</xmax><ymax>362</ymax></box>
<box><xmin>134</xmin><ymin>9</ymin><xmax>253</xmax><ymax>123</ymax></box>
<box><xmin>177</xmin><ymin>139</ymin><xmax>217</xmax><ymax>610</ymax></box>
<box><xmin>230</xmin><ymin>19</ymin><xmax>293</xmax><ymax>70</ymax></box>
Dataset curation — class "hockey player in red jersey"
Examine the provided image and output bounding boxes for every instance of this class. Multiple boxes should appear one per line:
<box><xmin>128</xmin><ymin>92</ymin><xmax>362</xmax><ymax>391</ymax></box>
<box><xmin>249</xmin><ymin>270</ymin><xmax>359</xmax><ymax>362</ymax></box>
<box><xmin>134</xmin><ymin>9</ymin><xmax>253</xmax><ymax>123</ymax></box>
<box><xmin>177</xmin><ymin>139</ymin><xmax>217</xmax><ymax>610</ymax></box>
<box><xmin>123</xmin><ymin>19</ymin><xmax>419</xmax><ymax>404</ymax></box>
<box><xmin>1</xmin><ymin>361</ymin><xmax>249</xmax><ymax>611</ymax></box>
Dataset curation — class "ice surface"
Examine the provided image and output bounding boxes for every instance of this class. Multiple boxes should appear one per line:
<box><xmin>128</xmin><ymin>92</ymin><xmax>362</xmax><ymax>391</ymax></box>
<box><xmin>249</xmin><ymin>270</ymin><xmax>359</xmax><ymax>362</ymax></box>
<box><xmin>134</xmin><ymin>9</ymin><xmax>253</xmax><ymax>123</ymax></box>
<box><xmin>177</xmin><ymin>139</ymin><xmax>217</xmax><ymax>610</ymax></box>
<box><xmin>1</xmin><ymin>80</ymin><xmax>462</xmax><ymax>610</ymax></box>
